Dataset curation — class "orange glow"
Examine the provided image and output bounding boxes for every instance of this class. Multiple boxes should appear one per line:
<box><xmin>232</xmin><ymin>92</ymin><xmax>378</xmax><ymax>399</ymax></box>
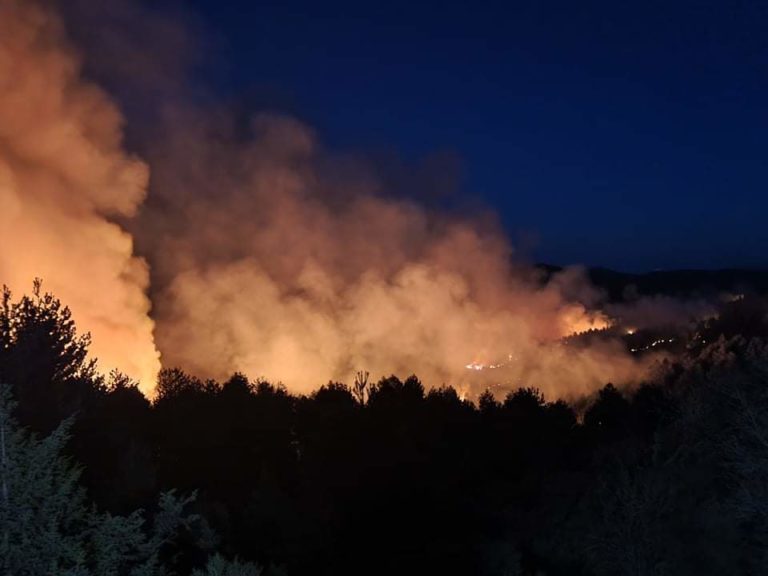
<box><xmin>559</xmin><ymin>305</ymin><xmax>613</xmax><ymax>336</ymax></box>
<box><xmin>0</xmin><ymin>0</ymin><xmax>160</xmax><ymax>392</ymax></box>
<box><xmin>1</xmin><ymin>0</ymin><xmax>654</xmax><ymax>401</ymax></box>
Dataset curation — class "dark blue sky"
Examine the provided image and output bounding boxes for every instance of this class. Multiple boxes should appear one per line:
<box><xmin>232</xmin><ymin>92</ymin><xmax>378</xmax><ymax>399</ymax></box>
<box><xmin>187</xmin><ymin>0</ymin><xmax>767</xmax><ymax>271</ymax></box>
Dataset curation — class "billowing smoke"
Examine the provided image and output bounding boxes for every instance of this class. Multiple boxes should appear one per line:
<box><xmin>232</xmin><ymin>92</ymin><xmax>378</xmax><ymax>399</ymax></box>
<box><xmin>137</xmin><ymin>110</ymin><xmax>644</xmax><ymax>398</ymax></box>
<box><xmin>2</xmin><ymin>0</ymin><xmax>653</xmax><ymax>399</ymax></box>
<box><xmin>0</xmin><ymin>0</ymin><xmax>160</xmax><ymax>389</ymax></box>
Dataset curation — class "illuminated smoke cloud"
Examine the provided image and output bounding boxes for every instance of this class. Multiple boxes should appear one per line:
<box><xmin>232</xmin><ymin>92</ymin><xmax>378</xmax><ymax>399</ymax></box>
<box><xmin>0</xmin><ymin>0</ymin><xmax>160</xmax><ymax>390</ymax></box>
<box><xmin>140</xmin><ymin>111</ymin><xmax>646</xmax><ymax>398</ymax></box>
<box><xmin>4</xmin><ymin>0</ymin><xmax>651</xmax><ymax>399</ymax></box>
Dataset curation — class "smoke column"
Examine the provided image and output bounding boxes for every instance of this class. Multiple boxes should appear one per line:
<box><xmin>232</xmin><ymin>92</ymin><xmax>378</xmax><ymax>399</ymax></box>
<box><xmin>0</xmin><ymin>0</ymin><xmax>160</xmax><ymax>390</ymax></box>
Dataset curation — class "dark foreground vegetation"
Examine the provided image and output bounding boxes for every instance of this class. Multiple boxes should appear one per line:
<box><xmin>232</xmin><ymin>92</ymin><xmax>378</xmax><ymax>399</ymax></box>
<box><xmin>2</xmin><ymin>281</ymin><xmax>768</xmax><ymax>575</ymax></box>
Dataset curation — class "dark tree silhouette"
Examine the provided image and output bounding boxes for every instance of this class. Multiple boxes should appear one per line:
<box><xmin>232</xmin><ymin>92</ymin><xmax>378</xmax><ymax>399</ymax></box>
<box><xmin>3</xmin><ymin>283</ymin><xmax>768</xmax><ymax>576</ymax></box>
<box><xmin>0</xmin><ymin>281</ymin><xmax>96</xmax><ymax>433</ymax></box>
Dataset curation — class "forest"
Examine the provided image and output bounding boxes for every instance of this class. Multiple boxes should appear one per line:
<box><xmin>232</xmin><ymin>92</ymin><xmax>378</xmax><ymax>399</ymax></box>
<box><xmin>2</xmin><ymin>278</ymin><xmax>768</xmax><ymax>576</ymax></box>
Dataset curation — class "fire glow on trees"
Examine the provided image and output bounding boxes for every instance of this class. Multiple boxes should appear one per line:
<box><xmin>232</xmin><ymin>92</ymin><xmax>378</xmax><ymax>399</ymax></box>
<box><xmin>0</xmin><ymin>0</ymin><xmax>160</xmax><ymax>388</ymax></box>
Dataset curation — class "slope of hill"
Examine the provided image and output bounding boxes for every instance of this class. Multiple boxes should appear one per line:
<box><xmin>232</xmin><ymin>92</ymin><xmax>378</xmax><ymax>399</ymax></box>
<box><xmin>540</xmin><ymin>265</ymin><xmax>768</xmax><ymax>301</ymax></box>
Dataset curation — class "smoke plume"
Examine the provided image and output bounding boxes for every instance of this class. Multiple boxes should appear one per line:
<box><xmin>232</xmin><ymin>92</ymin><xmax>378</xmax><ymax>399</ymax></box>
<box><xmin>0</xmin><ymin>0</ymin><xmax>160</xmax><ymax>389</ymax></box>
<box><xmin>137</xmin><ymin>110</ymin><xmax>644</xmax><ymax>398</ymax></box>
<box><xmin>3</xmin><ymin>0</ymin><xmax>656</xmax><ymax>399</ymax></box>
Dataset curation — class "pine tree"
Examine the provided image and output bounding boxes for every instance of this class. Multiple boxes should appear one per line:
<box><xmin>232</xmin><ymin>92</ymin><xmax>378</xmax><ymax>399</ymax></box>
<box><xmin>0</xmin><ymin>383</ymin><xmax>86</xmax><ymax>575</ymax></box>
<box><xmin>0</xmin><ymin>383</ymin><xmax>192</xmax><ymax>576</ymax></box>
<box><xmin>0</xmin><ymin>281</ymin><xmax>96</xmax><ymax>433</ymax></box>
<box><xmin>190</xmin><ymin>555</ymin><xmax>263</xmax><ymax>576</ymax></box>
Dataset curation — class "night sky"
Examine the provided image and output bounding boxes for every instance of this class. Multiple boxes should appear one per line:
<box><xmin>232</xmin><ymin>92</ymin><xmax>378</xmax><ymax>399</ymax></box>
<box><xmin>188</xmin><ymin>0</ymin><xmax>767</xmax><ymax>271</ymax></box>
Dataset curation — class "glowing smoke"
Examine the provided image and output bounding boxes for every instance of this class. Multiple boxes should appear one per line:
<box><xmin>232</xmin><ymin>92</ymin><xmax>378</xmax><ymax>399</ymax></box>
<box><xmin>138</xmin><ymin>111</ymin><xmax>644</xmax><ymax>398</ymax></box>
<box><xmin>1</xmin><ymin>0</ymin><xmax>652</xmax><ymax>399</ymax></box>
<box><xmin>0</xmin><ymin>0</ymin><xmax>160</xmax><ymax>390</ymax></box>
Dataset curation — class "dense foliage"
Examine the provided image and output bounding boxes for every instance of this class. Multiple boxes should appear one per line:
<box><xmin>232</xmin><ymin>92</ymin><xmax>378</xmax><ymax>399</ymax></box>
<box><xmin>2</xmin><ymin>282</ymin><xmax>768</xmax><ymax>575</ymax></box>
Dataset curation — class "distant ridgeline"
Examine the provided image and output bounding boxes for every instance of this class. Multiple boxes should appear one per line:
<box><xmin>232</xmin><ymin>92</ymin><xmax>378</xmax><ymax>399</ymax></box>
<box><xmin>538</xmin><ymin>264</ymin><xmax>768</xmax><ymax>301</ymax></box>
